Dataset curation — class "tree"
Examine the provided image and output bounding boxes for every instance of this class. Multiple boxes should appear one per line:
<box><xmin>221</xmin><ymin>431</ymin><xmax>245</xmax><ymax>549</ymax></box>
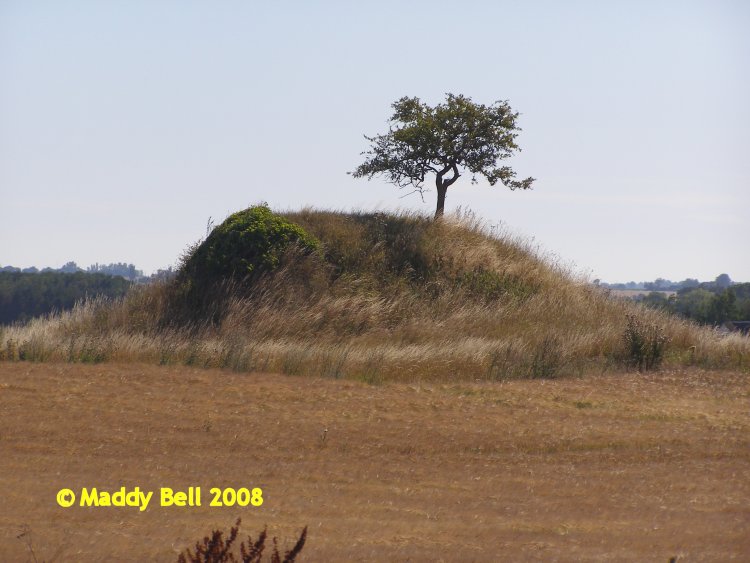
<box><xmin>674</xmin><ymin>288</ymin><xmax>714</xmax><ymax>324</ymax></box>
<box><xmin>351</xmin><ymin>93</ymin><xmax>534</xmax><ymax>218</ymax></box>
<box><xmin>641</xmin><ymin>291</ymin><xmax>672</xmax><ymax>312</ymax></box>
<box><xmin>678</xmin><ymin>278</ymin><xmax>700</xmax><ymax>289</ymax></box>
<box><xmin>708</xmin><ymin>288</ymin><xmax>736</xmax><ymax>324</ymax></box>
<box><xmin>715</xmin><ymin>273</ymin><xmax>732</xmax><ymax>289</ymax></box>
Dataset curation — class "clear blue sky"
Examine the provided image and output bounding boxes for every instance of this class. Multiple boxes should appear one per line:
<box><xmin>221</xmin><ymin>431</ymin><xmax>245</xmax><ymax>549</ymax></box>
<box><xmin>1</xmin><ymin>1</ymin><xmax>748</xmax><ymax>282</ymax></box>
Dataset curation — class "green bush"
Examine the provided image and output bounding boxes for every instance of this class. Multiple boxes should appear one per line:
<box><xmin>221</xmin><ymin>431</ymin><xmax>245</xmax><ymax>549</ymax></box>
<box><xmin>183</xmin><ymin>205</ymin><xmax>320</xmax><ymax>285</ymax></box>
<box><xmin>167</xmin><ymin>205</ymin><xmax>321</xmax><ymax>326</ymax></box>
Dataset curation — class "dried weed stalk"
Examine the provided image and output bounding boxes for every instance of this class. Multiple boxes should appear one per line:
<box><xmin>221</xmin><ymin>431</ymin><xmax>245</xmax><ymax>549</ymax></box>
<box><xmin>177</xmin><ymin>519</ymin><xmax>307</xmax><ymax>563</ymax></box>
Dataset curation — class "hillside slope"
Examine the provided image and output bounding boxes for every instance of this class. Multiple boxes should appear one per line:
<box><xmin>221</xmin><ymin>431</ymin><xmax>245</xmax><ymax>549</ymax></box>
<box><xmin>1</xmin><ymin>208</ymin><xmax>747</xmax><ymax>381</ymax></box>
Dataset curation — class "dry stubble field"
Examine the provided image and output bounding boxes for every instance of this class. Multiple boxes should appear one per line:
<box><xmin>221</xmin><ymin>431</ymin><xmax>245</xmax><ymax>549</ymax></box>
<box><xmin>0</xmin><ymin>363</ymin><xmax>748</xmax><ymax>562</ymax></box>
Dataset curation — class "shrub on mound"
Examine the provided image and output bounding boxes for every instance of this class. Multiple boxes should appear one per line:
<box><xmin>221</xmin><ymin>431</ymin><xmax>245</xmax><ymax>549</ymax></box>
<box><xmin>182</xmin><ymin>204</ymin><xmax>320</xmax><ymax>287</ymax></box>
<box><xmin>171</xmin><ymin>205</ymin><xmax>321</xmax><ymax>324</ymax></box>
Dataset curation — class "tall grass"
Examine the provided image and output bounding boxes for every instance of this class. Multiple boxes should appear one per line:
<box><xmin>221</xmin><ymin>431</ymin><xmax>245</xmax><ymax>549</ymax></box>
<box><xmin>1</xmin><ymin>209</ymin><xmax>747</xmax><ymax>380</ymax></box>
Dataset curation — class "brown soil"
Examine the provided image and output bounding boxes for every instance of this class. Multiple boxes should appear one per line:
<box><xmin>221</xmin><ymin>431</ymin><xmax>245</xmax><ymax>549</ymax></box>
<box><xmin>0</xmin><ymin>363</ymin><xmax>748</xmax><ymax>561</ymax></box>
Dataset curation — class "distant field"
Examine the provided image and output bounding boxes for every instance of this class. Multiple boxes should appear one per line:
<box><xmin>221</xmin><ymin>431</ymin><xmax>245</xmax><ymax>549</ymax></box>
<box><xmin>610</xmin><ymin>289</ymin><xmax>677</xmax><ymax>298</ymax></box>
<box><xmin>1</xmin><ymin>363</ymin><xmax>748</xmax><ymax>561</ymax></box>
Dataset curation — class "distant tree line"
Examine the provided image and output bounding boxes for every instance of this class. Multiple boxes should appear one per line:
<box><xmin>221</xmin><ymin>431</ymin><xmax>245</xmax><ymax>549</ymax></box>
<box><xmin>86</xmin><ymin>262</ymin><xmax>143</xmax><ymax>280</ymax></box>
<box><xmin>1</xmin><ymin>261</ymin><xmax>144</xmax><ymax>281</ymax></box>
<box><xmin>639</xmin><ymin>282</ymin><xmax>750</xmax><ymax>325</ymax></box>
<box><xmin>0</xmin><ymin>271</ymin><xmax>131</xmax><ymax>325</ymax></box>
<box><xmin>600</xmin><ymin>273</ymin><xmax>733</xmax><ymax>292</ymax></box>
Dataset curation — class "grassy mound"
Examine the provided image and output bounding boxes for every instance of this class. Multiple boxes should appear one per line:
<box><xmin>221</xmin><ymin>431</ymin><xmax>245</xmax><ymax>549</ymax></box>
<box><xmin>2</xmin><ymin>208</ymin><xmax>747</xmax><ymax>381</ymax></box>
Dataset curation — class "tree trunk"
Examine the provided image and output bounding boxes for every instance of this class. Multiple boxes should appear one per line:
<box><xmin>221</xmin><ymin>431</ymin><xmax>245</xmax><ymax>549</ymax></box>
<box><xmin>435</xmin><ymin>184</ymin><xmax>447</xmax><ymax>219</ymax></box>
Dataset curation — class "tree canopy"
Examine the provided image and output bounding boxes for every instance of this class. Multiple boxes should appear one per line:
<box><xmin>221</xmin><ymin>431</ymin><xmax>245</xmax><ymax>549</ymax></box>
<box><xmin>352</xmin><ymin>93</ymin><xmax>534</xmax><ymax>217</ymax></box>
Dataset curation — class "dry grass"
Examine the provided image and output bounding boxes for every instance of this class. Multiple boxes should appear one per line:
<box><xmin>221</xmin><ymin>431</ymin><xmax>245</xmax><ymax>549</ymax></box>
<box><xmin>0</xmin><ymin>362</ymin><xmax>748</xmax><ymax>561</ymax></box>
<box><xmin>1</xmin><ymin>209</ymin><xmax>747</xmax><ymax>382</ymax></box>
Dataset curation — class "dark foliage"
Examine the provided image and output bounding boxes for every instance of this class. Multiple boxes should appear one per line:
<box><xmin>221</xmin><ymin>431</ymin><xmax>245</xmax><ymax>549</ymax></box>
<box><xmin>0</xmin><ymin>272</ymin><xmax>130</xmax><ymax>325</ymax></box>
